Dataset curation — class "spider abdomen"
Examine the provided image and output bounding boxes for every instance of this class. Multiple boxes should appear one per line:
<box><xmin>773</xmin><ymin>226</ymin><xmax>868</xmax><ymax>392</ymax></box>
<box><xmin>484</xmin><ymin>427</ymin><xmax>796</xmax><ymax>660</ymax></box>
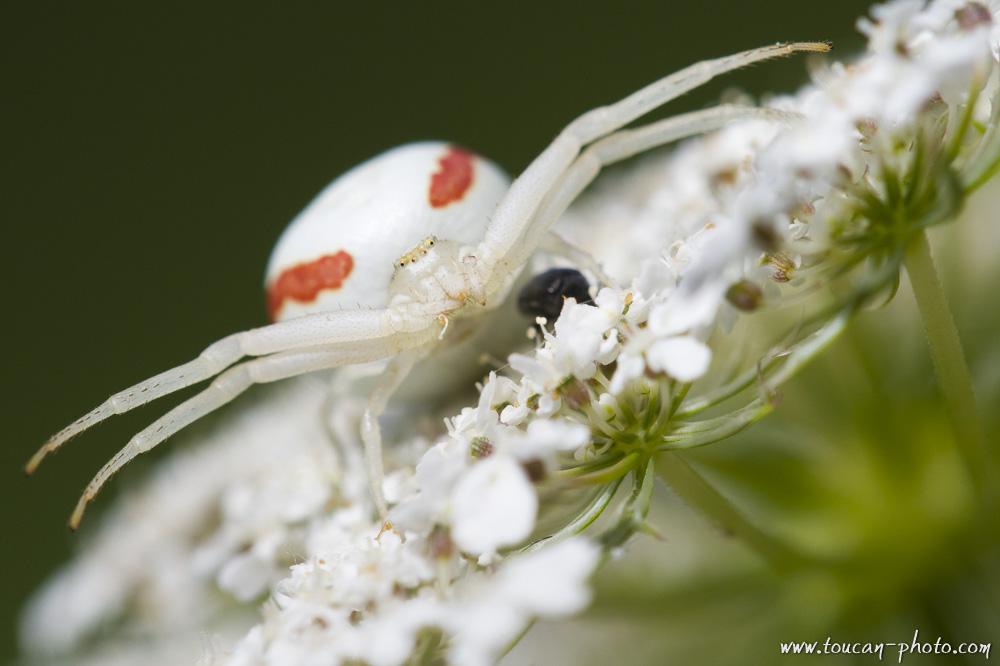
<box><xmin>265</xmin><ymin>142</ymin><xmax>510</xmax><ymax>321</ymax></box>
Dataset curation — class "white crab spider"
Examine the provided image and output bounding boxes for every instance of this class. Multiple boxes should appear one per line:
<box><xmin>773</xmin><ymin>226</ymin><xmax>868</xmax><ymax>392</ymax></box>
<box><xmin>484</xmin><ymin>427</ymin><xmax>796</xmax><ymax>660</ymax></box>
<box><xmin>28</xmin><ymin>41</ymin><xmax>831</xmax><ymax>530</ymax></box>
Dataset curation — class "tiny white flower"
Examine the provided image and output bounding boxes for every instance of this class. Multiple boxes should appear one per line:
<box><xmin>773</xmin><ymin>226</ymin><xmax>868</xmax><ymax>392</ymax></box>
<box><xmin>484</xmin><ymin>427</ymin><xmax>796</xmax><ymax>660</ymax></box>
<box><xmin>645</xmin><ymin>335</ymin><xmax>714</xmax><ymax>382</ymax></box>
<box><xmin>451</xmin><ymin>456</ymin><xmax>538</xmax><ymax>556</ymax></box>
<box><xmin>608</xmin><ymin>350</ymin><xmax>646</xmax><ymax>395</ymax></box>
<box><xmin>495</xmin><ymin>538</ymin><xmax>600</xmax><ymax>616</ymax></box>
<box><xmin>389</xmin><ymin>439</ymin><xmax>467</xmax><ymax>533</ymax></box>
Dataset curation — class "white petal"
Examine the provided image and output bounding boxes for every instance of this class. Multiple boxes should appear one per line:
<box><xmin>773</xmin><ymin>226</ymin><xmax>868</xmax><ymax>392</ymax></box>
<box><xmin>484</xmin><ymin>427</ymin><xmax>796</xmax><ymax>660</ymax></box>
<box><xmin>499</xmin><ymin>402</ymin><xmax>528</xmax><ymax>425</ymax></box>
<box><xmin>497</xmin><ymin>538</ymin><xmax>600</xmax><ymax>616</ymax></box>
<box><xmin>648</xmin><ymin>286</ymin><xmax>722</xmax><ymax>337</ymax></box>
<box><xmin>217</xmin><ymin>551</ymin><xmax>275</xmax><ymax>602</ymax></box>
<box><xmin>608</xmin><ymin>351</ymin><xmax>645</xmax><ymax>395</ymax></box>
<box><xmin>646</xmin><ymin>336</ymin><xmax>712</xmax><ymax>382</ymax></box>
<box><xmin>451</xmin><ymin>458</ymin><xmax>538</xmax><ymax>555</ymax></box>
<box><xmin>635</xmin><ymin>258</ymin><xmax>674</xmax><ymax>298</ymax></box>
<box><xmin>524</xmin><ymin>419</ymin><xmax>591</xmax><ymax>453</ymax></box>
<box><xmin>593</xmin><ymin>286</ymin><xmax>622</xmax><ymax>314</ymax></box>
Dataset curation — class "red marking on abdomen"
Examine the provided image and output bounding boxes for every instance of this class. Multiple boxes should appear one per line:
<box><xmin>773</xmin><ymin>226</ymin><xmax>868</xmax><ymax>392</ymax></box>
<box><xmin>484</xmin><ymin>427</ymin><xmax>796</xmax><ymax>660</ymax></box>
<box><xmin>267</xmin><ymin>250</ymin><xmax>354</xmax><ymax>321</ymax></box>
<box><xmin>429</xmin><ymin>146</ymin><xmax>475</xmax><ymax>208</ymax></box>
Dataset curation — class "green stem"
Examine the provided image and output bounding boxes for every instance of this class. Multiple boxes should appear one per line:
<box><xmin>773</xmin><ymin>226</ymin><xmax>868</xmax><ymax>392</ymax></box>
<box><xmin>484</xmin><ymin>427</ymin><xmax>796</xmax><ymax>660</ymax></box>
<box><xmin>523</xmin><ymin>478</ymin><xmax>624</xmax><ymax>555</ymax></box>
<box><xmin>904</xmin><ymin>230</ymin><xmax>991</xmax><ymax>501</ymax></box>
<box><xmin>599</xmin><ymin>461</ymin><xmax>657</xmax><ymax>551</ymax></box>
<box><xmin>656</xmin><ymin>451</ymin><xmax>806</xmax><ymax>572</ymax></box>
<box><xmin>676</xmin><ymin>299</ymin><xmax>853</xmax><ymax>420</ymax></box>
<box><xmin>559</xmin><ymin>450</ymin><xmax>642</xmax><ymax>485</ymax></box>
<box><xmin>662</xmin><ymin>400</ymin><xmax>774</xmax><ymax>448</ymax></box>
<box><xmin>960</xmin><ymin>83</ymin><xmax>1000</xmax><ymax>192</ymax></box>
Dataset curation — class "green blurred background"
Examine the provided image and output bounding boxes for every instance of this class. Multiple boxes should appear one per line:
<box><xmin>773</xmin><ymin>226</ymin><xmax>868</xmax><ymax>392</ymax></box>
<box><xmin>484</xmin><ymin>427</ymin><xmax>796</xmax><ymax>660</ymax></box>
<box><xmin>3</xmin><ymin>1</ymin><xmax>896</xmax><ymax>662</ymax></box>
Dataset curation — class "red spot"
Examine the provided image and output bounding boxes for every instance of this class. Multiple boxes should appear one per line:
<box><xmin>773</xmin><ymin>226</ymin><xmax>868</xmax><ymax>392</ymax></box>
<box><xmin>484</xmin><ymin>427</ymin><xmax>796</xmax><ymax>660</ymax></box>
<box><xmin>267</xmin><ymin>250</ymin><xmax>354</xmax><ymax>321</ymax></box>
<box><xmin>429</xmin><ymin>146</ymin><xmax>475</xmax><ymax>208</ymax></box>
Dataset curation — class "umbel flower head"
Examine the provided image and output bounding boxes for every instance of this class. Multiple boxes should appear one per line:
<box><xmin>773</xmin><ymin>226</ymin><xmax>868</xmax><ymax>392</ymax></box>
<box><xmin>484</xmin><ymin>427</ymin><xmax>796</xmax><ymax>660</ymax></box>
<box><xmin>21</xmin><ymin>0</ymin><xmax>1000</xmax><ymax>663</ymax></box>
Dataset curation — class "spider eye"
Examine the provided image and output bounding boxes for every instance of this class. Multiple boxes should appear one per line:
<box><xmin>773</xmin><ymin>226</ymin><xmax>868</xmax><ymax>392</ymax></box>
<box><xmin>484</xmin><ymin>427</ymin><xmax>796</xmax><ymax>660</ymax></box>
<box><xmin>517</xmin><ymin>268</ymin><xmax>592</xmax><ymax>323</ymax></box>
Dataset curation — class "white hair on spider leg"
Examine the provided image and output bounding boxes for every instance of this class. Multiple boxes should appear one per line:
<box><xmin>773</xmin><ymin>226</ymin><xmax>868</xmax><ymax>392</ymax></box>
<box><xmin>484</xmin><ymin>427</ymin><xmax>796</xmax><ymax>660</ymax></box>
<box><xmin>26</xmin><ymin>41</ymin><xmax>833</xmax><ymax>531</ymax></box>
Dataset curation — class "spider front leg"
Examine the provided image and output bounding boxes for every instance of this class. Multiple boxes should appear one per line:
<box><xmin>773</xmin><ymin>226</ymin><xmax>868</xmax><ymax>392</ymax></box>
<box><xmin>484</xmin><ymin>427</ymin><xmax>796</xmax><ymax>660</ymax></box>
<box><xmin>67</xmin><ymin>327</ymin><xmax>441</xmax><ymax>530</ymax></box>
<box><xmin>481</xmin><ymin>104</ymin><xmax>799</xmax><ymax>298</ymax></box>
<box><xmin>27</xmin><ymin>306</ymin><xmax>444</xmax><ymax>478</ymax></box>
<box><xmin>361</xmin><ymin>348</ymin><xmax>424</xmax><ymax>525</ymax></box>
<box><xmin>538</xmin><ymin>232</ymin><xmax>618</xmax><ymax>290</ymax></box>
<box><xmin>474</xmin><ymin>41</ymin><xmax>830</xmax><ymax>295</ymax></box>
<box><xmin>514</xmin><ymin>105</ymin><xmax>798</xmax><ymax>267</ymax></box>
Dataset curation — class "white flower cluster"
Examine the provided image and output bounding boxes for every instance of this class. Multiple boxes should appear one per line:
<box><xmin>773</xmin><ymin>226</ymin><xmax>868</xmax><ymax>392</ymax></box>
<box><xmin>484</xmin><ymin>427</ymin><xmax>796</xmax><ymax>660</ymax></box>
<box><xmin>232</xmin><ymin>527</ymin><xmax>596</xmax><ymax>666</ymax></box>
<box><xmin>21</xmin><ymin>381</ymin><xmax>338</xmax><ymax>656</ymax></box>
<box><xmin>22</xmin><ymin>1</ymin><xmax>1000</xmax><ymax>664</ymax></box>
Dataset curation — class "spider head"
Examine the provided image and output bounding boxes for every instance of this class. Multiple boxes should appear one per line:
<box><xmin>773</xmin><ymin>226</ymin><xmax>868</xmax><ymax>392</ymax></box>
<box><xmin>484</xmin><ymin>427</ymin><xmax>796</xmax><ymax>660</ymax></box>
<box><xmin>388</xmin><ymin>236</ymin><xmax>470</xmax><ymax>306</ymax></box>
<box><xmin>393</xmin><ymin>236</ymin><xmax>439</xmax><ymax>270</ymax></box>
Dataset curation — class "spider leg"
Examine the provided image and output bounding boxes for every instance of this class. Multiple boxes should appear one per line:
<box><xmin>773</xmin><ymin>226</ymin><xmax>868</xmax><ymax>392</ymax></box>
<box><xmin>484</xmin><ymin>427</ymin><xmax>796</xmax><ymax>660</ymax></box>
<box><xmin>476</xmin><ymin>42</ymin><xmax>829</xmax><ymax>290</ymax></box>
<box><xmin>324</xmin><ymin>393</ymin><xmax>371</xmax><ymax>513</ymax></box>
<box><xmin>360</xmin><ymin>348</ymin><xmax>422</xmax><ymax>524</ymax></box>
<box><xmin>514</xmin><ymin>105</ymin><xmax>797</xmax><ymax>269</ymax></box>
<box><xmin>29</xmin><ymin>306</ymin><xmax>449</xmax><ymax>476</ymax></box>
<box><xmin>561</xmin><ymin>43</ymin><xmax>823</xmax><ymax>145</ymax></box>
<box><xmin>538</xmin><ymin>232</ymin><xmax>618</xmax><ymax>290</ymax></box>
<box><xmin>66</xmin><ymin>339</ymin><xmax>434</xmax><ymax>530</ymax></box>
